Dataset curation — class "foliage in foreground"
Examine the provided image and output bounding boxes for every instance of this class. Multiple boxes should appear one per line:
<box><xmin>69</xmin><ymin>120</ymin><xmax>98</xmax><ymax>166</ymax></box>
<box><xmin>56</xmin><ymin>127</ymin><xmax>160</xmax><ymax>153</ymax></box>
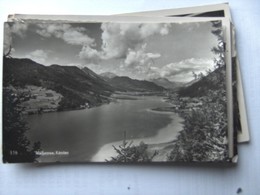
<box><xmin>168</xmin><ymin>20</ymin><xmax>229</xmax><ymax>162</ymax></box>
<box><xmin>168</xmin><ymin>90</ymin><xmax>228</xmax><ymax>161</ymax></box>
<box><xmin>107</xmin><ymin>139</ymin><xmax>158</xmax><ymax>162</ymax></box>
<box><xmin>3</xmin><ymin>88</ymin><xmax>41</xmax><ymax>163</ymax></box>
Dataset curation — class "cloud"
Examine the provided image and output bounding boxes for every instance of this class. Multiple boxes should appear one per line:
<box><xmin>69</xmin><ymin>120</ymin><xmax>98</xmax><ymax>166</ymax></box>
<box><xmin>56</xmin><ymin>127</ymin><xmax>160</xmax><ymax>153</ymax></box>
<box><xmin>25</xmin><ymin>49</ymin><xmax>49</xmax><ymax>64</ymax></box>
<box><xmin>36</xmin><ymin>24</ymin><xmax>94</xmax><ymax>46</ymax></box>
<box><xmin>4</xmin><ymin>22</ymin><xmax>28</xmax><ymax>55</ymax></box>
<box><xmin>101</xmin><ymin>23</ymin><xmax>170</xmax><ymax>59</ymax></box>
<box><xmin>9</xmin><ymin>22</ymin><xmax>28</xmax><ymax>37</ymax></box>
<box><xmin>136</xmin><ymin>58</ymin><xmax>214</xmax><ymax>82</ymax></box>
<box><xmin>124</xmin><ymin>44</ymin><xmax>161</xmax><ymax>67</ymax></box>
<box><xmin>158</xmin><ymin>58</ymin><xmax>214</xmax><ymax>82</ymax></box>
<box><xmin>79</xmin><ymin>45</ymin><xmax>102</xmax><ymax>64</ymax></box>
<box><xmin>79</xmin><ymin>23</ymin><xmax>170</xmax><ymax>62</ymax></box>
<box><xmin>139</xmin><ymin>23</ymin><xmax>170</xmax><ymax>37</ymax></box>
<box><xmin>100</xmin><ymin>23</ymin><xmax>142</xmax><ymax>59</ymax></box>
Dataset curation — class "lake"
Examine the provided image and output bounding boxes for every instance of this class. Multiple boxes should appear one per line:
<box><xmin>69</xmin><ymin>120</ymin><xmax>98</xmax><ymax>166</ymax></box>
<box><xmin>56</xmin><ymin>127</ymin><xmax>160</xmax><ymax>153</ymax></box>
<box><xmin>26</xmin><ymin>95</ymin><xmax>183</xmax><ymax>162</ymax></box>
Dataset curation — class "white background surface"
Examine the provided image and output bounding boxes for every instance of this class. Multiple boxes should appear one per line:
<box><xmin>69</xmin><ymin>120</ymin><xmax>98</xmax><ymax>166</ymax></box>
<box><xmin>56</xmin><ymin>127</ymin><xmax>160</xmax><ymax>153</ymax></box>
<box><xmin>0</xmin><ymin>0</ymin><xmax>259</xmax><ymax>194</ymax></box>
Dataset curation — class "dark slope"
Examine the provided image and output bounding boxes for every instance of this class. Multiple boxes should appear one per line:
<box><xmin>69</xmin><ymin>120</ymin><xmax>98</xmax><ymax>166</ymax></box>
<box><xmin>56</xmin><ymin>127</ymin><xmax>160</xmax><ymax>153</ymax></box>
<box><xmin>150</xmin><ymin>77</ymin><xmax>184</xmax><ymax>90</ymax></box>
<box><xmin>108</xmin><ymin>76</ymin><xmax>165</xmax><ymax>92</ymax></box>
<box><xmin>178</xmin><ymin>66</ymin><xmax>226</xmax><ymax>97</ymax></box>
<box><xmin>99</xmin><ymin>72</ymin><xmax>117</xmax><ymax>80</ymax></box>
<box><xmin>3</xmin><ymin>57</ymin><xmax>114</xmax><ymax>110</ymax></box>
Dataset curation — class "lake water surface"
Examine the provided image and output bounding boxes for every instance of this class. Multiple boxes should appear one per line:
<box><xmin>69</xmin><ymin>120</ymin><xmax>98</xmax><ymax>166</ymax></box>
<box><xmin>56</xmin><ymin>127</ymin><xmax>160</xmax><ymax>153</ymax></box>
<box><xmin>26</xmin><ymin>96</ymin><xmax>183</xmax><ymax>162</ymax></box>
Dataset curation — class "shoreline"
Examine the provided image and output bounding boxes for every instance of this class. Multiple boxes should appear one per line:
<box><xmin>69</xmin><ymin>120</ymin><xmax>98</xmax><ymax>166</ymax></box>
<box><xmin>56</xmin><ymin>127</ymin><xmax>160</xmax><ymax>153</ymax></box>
<box><xmin>91</xmin><ymin>111</ymin><xmax>184</xmax><ymax>162</ymax></box>
<box><xmin>22</xmin><ymin>92</ymin><xmax>161</xmax><ymax>116</ymax></box>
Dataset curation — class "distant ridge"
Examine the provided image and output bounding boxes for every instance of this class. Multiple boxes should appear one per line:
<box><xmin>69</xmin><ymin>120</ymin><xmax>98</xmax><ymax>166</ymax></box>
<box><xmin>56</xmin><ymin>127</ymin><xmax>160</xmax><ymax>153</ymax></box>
<box><xmin>100</xmin><ymin>72</ymin><xmax>117</xmax><ymax>79</ymax></box>
<box><xmin>3</xmin><ymin>57</ymin><xmax>114</xmax><ymax>110</ymax></box>
<box><xmin>178</xmin><ymin>66</ymin><xmax>225</xmax><ymax>97</ymax></box>
<box><xmin>3</xmin><ymin>57</ymin><xmax>167</xmax><ymax>110</ymax></box>
<box><xmin>108</xmin><ymin>76</ymin><xmax>165</xmax><ymax>92</ymax></box>
<box><xmin>150</xmin><ymin>77</ymin><xmax>184</xmax><ymax>90</ymax></box>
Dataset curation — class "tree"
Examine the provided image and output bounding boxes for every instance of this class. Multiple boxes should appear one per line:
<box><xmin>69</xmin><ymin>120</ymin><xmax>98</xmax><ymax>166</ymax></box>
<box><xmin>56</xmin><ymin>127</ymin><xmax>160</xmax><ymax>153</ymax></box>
<box><xmin>4</xmin><ymin>45</ymin><xmax>13</xmax><ymax>58</ymax></box>
<box><xmin>107</xmin><ymin>132</ymin><xmax>158</xmax><ymax>162</ymax></box>
<box><xmin>198</xmin><ymin>72</ymin><xmax>204</xmax><ymax>79</ymax></box>
<box><xmin>3</xmin><ymin>88</ymin><xmax>41</xmax><ymax>163</ymax></box>
<box><xmin>167</xmin><ymin>21</ymin><xmax>229</xmax><ymax>162</ymax></box>
<box><xmin>211</xmin><ymin>21</ymin><xmax>225</xmax><ymax>69</ymax></box>
<box><xmin>192</xmin><ymin>71</ymin><xmax>197</xmax><ymax>80</ymax></box>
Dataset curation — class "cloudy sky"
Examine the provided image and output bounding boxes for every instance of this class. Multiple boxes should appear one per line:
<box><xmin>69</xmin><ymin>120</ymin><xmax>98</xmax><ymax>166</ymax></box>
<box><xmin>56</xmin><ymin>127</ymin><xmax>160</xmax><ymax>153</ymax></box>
<box><xmin>4</xmin><ymin>21</ymin><xmax>220</xmax><ymax>82</ymax></box>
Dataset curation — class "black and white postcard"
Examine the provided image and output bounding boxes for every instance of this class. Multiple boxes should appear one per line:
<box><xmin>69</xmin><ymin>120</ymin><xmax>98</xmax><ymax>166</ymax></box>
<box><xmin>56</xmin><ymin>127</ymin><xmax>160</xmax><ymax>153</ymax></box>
<box><xmin>7</xmin><ymin>3</ymin><xmax>249</xmax><ymax>143</ymax></box>
<box><xmin>119</xmin><ymin>3</ymin><xmax>249</xmax><ymax>143</ymax></box>
<box><xmin>3</xmin><ymin>19</ymin><xmax>235</xmax><ymax>163</ymax></box>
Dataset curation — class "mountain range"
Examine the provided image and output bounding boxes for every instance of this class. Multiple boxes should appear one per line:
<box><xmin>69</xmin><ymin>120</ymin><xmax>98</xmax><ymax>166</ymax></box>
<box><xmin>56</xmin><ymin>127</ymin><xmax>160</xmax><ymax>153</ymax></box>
<box><xmin>178</xmin><ymin>65</ymin><xmax>226</xmax><ymax>97</ymax></box>
<box><xmin>3</xmin><ymin>57</ymin><xmax>114</xmax><ymax>110</ymax></box>
<box><xmin>99</xmin><ymin>72</ymin><xmax>117</xmax><ymax>80</ymax></box>
<box><xmin>108</xmin><ymin>76</ymin><xmax>165</xmax><ymax>92</ymax></box>
<box><xmin>149</xmin><ymin>78</ymin><xmax>184</xmax><ymax>90</ymax></box>
<box><xmin>4</xmin><ymin>57</ymin><xmax>222</xmax><ymax>111</ymax></box>
<box><xmin>100</xmin><ymin>72</ymin><xmax>185</xmax><ymax>91</ymax></box>
<box><xmin>100</xmin><ymin>72</ymin><xmax>165</xmax><ymax>92</ymax></box>
<box><xmin>3</xmin><ymin>58</ymin><xmax>166</xmax><ymax>110</ymax></box>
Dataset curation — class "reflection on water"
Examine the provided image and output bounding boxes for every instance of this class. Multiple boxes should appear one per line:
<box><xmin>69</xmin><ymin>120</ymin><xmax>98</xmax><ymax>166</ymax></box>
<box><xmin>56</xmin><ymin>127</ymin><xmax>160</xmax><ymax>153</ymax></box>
<box><xmin>26</xmin><ymin>96</ymin><xmax>181</xmax><ymax>162</ymax></box>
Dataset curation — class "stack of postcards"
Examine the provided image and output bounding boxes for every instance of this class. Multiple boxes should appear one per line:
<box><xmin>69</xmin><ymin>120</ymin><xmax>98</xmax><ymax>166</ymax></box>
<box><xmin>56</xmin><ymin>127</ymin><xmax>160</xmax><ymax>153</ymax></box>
<box><xmin>2</xmin><ymin>3</ymin><xmax>249</xmax><ymax>163</ymax></box>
